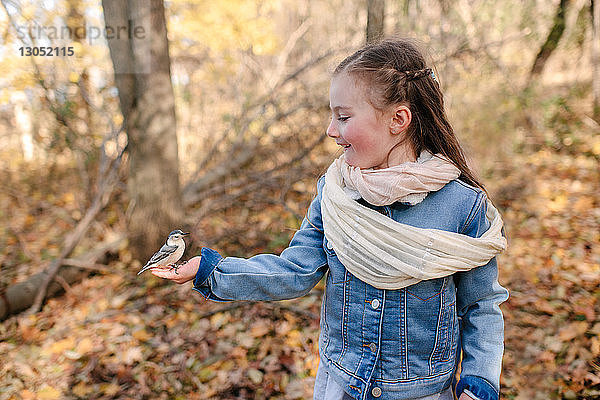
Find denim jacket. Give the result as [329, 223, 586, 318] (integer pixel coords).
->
[193, 176, 508, 400]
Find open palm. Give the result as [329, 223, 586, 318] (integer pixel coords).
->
[150, 256, 201, 284]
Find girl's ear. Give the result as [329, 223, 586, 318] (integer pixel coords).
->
[389, 105, 412, 135]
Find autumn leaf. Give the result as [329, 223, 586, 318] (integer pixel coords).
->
[71, 382, 94, 398]
[44, 337, 76, 356]
[37, 385, 61, 400]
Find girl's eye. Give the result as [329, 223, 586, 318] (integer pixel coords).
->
[337, 116, 350, 122]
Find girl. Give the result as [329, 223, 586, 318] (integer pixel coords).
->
[152, 38, 508, 400]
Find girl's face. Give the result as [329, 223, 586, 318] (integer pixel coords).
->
[327, 73, 414, 169]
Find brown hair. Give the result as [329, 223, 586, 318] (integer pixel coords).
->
[334, 37, 485, 192]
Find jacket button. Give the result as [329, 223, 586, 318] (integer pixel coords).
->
[371, 387, 382, 397]
[369, 343, 377, 353]
[371, 299, 380, 309]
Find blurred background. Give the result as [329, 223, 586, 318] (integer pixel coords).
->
[0, 0, 599, 399]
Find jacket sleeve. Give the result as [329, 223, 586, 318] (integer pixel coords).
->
[453, 192, 509, 400]
[192, 176, 328, 302]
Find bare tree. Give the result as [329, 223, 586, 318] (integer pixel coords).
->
[367, 0, 385, 43]
[102, 0, 183, 260]
[529, 0, 570, 79]
[438, 0, 452, 49]
[593, 0, 600, 120]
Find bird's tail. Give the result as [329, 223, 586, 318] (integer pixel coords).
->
[137, 264, 154, 275]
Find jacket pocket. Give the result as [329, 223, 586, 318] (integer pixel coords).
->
[429, 278, 458, 372]
[405, 277, 457, 377]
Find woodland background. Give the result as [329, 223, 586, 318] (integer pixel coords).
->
[0, 0, 599, 399]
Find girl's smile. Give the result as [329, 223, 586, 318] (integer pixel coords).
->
[327, 72, 415, 169]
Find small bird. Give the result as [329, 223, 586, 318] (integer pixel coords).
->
[137, 230, 189, 275]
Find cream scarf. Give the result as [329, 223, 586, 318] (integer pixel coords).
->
[321, 154, 507, 290]
[340, 150, 461, 205]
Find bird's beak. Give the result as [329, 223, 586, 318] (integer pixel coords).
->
[182, 232, 190, 236]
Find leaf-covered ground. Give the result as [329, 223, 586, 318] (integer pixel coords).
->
[1, 274, 322, 400]
[495, 139, 600, 399]
[1, 127, 599, 399]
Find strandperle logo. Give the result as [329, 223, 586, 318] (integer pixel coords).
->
[14, 20, 147, 45]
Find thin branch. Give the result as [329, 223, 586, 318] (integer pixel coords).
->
[183, 98, 322, 203]
[61, 258, 117, 274]
[53, 275, 73, 296]
[27, 138, 125, 314]
[0, 235, 125, 321]
[185, 131, 325, 207]
[268, 18, 312, 89]
[189, 49, 335, 179]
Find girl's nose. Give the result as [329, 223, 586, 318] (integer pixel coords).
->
[326, 119, 338, 138]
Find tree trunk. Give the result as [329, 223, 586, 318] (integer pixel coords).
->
[438, 0, 452, 51]
[0, 236, 124, 321]
[395, 0, 413, 33]
[529, 0, 569, 78]
[102, 0, 183, 260]
[592, 0, 600, 121]
[366, 0, 385, 43]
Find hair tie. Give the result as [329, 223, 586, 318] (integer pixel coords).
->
[403, 68, 434, 82]
[430, 70, 437, 83]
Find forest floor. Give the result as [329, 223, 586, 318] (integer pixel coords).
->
[1, 117, 599, 399]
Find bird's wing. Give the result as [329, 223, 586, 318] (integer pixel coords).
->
[145, 243, 178, 266]
[137, 243, 179, 275]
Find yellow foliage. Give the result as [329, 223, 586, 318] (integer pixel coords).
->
[19, 389, 36, 400]
[286, 329, 302, 348]
[168, 0, 281, 56]
[593, 138, 600, 156]
[5, 68, 36, 92]
[119, 346, 143, 365]
[20, 4, 37, 20]
[76, 337, 94, 354]
[592, 337, 600, 356]
[132, 328, 152, 341]
[96, 298, 109, 313]
[71, 41, 83, 54]
[68, 71, 80, 83]
[36, 385, 61, 400]
[44, 337, 76, 356]
[71, 382, 94, 398]
[100, 382, 120, 396]
[547, 193, 568, 213]
[573, 196, 594, 213]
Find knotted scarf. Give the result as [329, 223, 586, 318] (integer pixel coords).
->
[320, 153, 507, 290]
[340, 150, 461, 205]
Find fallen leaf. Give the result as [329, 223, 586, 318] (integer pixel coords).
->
[133, 329, 151, 342]
[45, 337, 76, 356]
[250, 321, 270, 337]
[71, 382, 94, 397]
[76, 337, 94, 354]
[558, 321, 589, 342]
[100, 382, 120, 396]
[37, 385, 61, 400]
[19, 389, 35, 400]
[247, 368, 263, 384]
[120, 347, 143, 365]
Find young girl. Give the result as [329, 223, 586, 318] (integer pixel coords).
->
[152, 38, 508, 400]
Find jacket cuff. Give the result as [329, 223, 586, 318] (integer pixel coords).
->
[455, 376, 498, 400]
[192, 247, 223, 295]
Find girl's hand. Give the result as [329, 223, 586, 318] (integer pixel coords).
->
[150, 256, 201, 284]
